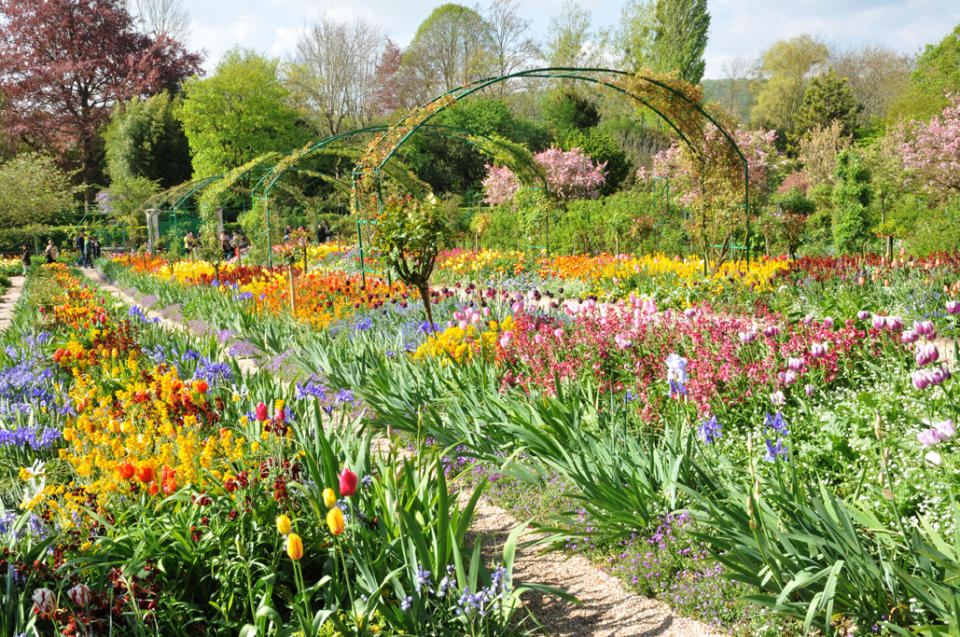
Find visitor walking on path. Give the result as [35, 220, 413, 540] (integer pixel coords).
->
[20, 244, 31, 275]
[74, 231, 85, 265]
[43, 239, 59, 264]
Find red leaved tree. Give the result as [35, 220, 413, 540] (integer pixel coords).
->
[0, 0, 202, 201]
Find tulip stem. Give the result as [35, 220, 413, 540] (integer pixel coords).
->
[336, 538, 356, 617]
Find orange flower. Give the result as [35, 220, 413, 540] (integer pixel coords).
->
[195, 380, 208, 394]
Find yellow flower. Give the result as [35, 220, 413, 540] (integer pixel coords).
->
[276, 514, 292, 536]
[286, 533, 304, 560]
[326, 507, 345, 535]
[322, 487, 337, 508]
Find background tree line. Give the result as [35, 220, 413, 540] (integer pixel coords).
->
[1, 0, 959, 259]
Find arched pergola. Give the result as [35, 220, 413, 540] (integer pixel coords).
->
[352, 67, 754, 264]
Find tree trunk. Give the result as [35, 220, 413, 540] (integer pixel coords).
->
[418, 283, 434, 330]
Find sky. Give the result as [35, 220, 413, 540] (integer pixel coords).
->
[185, 0, 960, 79]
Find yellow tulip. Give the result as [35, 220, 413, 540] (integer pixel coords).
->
[322, 487, 337, 508]
[286, 533, 303, 560]
[326, 507, 345, 535]
[276, 514, 292, 536]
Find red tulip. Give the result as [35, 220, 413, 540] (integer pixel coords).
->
[136, 465, 154, 484]
[195, 380, 208, 394]
[255, 401, 269, 421]
[118, 461, 135, 480]
[339, 469, 357, 496]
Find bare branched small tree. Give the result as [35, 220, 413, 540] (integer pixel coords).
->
[127, 0, 189, 41]
[286, 13, 385, 136]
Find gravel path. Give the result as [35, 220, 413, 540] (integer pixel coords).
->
[461, 493, 725, 637]
[81, 266, 727, 637]
[0, 275, 25, 333]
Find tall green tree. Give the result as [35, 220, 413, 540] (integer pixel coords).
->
[649, 0, 710, 84]
[751, 35, 829, 134]
[177, 48, 311, 178]
[832, 150, 873, 254]
[399, 4, 495, 106]
[104, 91, 191, 187]
[0, 153, 76, 228]
[544, 0, 600, 68]
[889, 24, 960, 122]
[793, 68, 861, 140]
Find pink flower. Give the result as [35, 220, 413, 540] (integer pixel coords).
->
[872, 316, 886, 330]
[857, 310, 871, 321]
[947, 300, 960, 315]
[918, 429, 939, 447]
[804, 383, 815, 397]
[554, 328, 565, 340]
[810, 342, 829, 358]
[738, 330, 757, 344]
[934, 419, 956, 441]
[787, 357, 804, 371]
[255, 401, 269, 422]
[901, 330, 919, 343]
[822, 316, 835, 329]
[915, 343, 939, 366]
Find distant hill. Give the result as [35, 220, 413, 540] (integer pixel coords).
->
[702, 79, 755, 124]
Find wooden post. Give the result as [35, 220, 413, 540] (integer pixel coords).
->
[287, 264, 296, 313]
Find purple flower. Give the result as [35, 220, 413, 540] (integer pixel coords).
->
[918, 429, 939, 447]
[934, 419, 956, 442]
[857, 310, 871, 321]
[765, 412, 788, 436]
[901, 330, 919, 344]
[699, 415, 721, 444]
[804, 383, 815, 397]
[947, 300, 960, 315]
[915, 343, 939, 367]
[764, 438, 787, 462]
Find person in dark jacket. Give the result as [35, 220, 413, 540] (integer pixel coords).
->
[21, 244, 31, 275]
[74, 232, 85, 265]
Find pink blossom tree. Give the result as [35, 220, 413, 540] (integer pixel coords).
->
[481, 147, 606, 205]
[898, 93, 960, 200]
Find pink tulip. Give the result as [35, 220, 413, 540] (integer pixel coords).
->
[256, 401, 269, 421]
[339, 469, 358, 496]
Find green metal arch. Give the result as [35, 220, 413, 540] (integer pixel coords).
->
[354, 66, 753, 262]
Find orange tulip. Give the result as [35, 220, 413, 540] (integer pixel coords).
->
[136, 465, 154, 483]
[118, 461, 135, 480]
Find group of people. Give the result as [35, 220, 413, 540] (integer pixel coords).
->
[17, 233, 98, 275]
[74, 232, 101, 267]
[181, 229, 250, 263]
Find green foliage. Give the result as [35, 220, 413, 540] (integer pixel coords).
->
[542, 92, 632, 192]
[541, 92, 600, 137]
[101, 175, 160, 248]
[750, 35, 830, 134]
[649, 0, 710, 85]
[0, 153, 76, 229]
[832, 150, 873, 254]
[401, 98, 548, 195]
[561, 128, 631, 193]
[400, 4, 495, 104]
[104, 90, 192, 188]
[374, 195, 450, 324]
[889, 23, 960, 122]
[794, 68, 861, 140]
[177, 48, 312, 178]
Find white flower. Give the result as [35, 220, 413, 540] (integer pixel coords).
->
[770, 390, 786, 406]
[925, 450, 943, 466]
[67, 584, 91, 607]
[32, 587, 55, 615]
[665, 353, 688, 385]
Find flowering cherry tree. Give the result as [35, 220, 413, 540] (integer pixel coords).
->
[481, 147, 606, 205]
[898, 93, 960, 200]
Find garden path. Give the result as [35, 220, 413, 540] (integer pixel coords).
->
[80, 265, 726, 637]
[0, 275, 25, 332]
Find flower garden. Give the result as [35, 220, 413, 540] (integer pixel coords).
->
[2, 241, 959, 636]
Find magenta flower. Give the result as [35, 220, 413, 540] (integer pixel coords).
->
[947, 300, 960, 315]
[915, 343, 939, 367]
[857, 310, 871, 321]
[901, 330, 919, 344]
[804, 383, 815, 397]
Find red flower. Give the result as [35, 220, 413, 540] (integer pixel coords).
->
[118, 461, 135, 480]
[195, 380, 208, 394]
[136, 465, 154, 484]
[255, 401, 269, 421]
[339, 469, 358, 496]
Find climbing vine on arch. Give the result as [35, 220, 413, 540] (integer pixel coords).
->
[351, 68, 753, 320]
